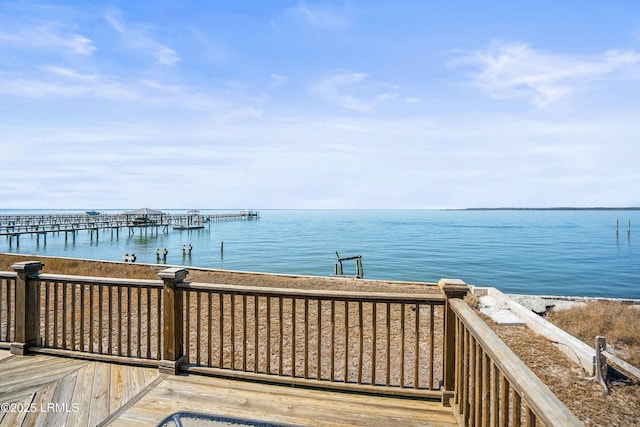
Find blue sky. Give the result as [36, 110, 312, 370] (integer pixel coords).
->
[1, 1, 639, 209]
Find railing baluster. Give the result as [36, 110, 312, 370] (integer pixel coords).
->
[483, 351, 490, 426]
[357, 301, 363, 385]
[266, 296, 271, 374]
[146, 287, 151, 359]
[414, 302, 420, 389]
[278, 296, 283, 376]
[127, 286, 131, 356]
[137, 286, 142, 358]
[330, 299, 335, 382]
[386, 302, 391, 387]
[291, 298, 296, 378]
[430, 304, 435, 389]
[242, 294, 247, 372]
[98, 285, 103, 354]
[197, 291, 202, 366]
[372, 301, 377, 386]
[185, 290, 191, 364]
[117, 286, 122, 356]
[526, 406, 536, 427]
[44, 282, 50, 347]
[71, 283, 76, 351]
[512, 389, 522, 427]
[230, 294, 235, 370]
[400, 303, 405, 388]
[462, 324, 470, 423]
[55, 282, 60, 347]
[469, 336, 476, 424]
[254, 295, 259, 373]
[304, 298, 309, 379]
[156, 287, 162, 360]
[219, 293, 224, 368]
[80, 283, 85, 351]
[89, 284, 94, 353]
[492, 362, 499, 427]
[62, 282, 67, 349]
[476, 341, 483, 427]
[500, 374, 509, 427]
[208, 292, 212, 367]
[344, 300, 349, 383]
[316, 299, 321, 380]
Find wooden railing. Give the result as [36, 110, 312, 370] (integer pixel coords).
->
[37, 274, 164, 363]
[448, 299, 582, 426]
[1, 261, 584, 424]
[0, 262, 445, 398]
[180, 282, 445, 397]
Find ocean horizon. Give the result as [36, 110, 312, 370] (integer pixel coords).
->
[1, 209, 638, 300]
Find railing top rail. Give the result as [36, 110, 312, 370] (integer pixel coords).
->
[449, 298, 583, 426]
[179, 281, 447, 303]
[0, 271, 17, 279]
[1, 269, 445, 301]
[36, 273, 163, 288]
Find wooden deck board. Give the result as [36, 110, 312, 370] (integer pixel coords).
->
[0, 352, 456, 426]
[0, 350, 13, 362]
[110, 374, 458, 427]
[0, 353, 161, 427]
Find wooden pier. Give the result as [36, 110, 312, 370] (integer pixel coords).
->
[0, 211, 259, 245]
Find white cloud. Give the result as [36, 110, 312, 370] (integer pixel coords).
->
[312, 70, 400, 112]
[0, 23, 95, 55]
[287, 2, 351, 29]
[454, 41, 640, 107]
[270, 74, 288, 88]
[104, 11, 180, 66]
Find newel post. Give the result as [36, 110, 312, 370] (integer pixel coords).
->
[11, 261, 44, 355]
[158, 267, 188, 374]
[439, 278, 468, 405]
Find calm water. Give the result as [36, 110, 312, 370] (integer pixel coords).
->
[1, 209, 638, 299]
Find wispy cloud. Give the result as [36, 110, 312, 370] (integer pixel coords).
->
[104, 11, 180, 66]
[270, 73, 288, 88]
[453, 41, 640, 107]
[287, 1, 351, 29]
[312, 70, 399, 112]
[0, 23, 95, 55]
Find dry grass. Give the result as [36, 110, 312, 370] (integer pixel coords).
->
[469, 298, 640, 427]
[488, 322, 640, 427]
[545, 301, 640, 368]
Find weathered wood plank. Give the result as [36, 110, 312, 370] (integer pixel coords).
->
[66, 362, 97, 427]
[87, 361, 111, 426]
[40, 370, 78, 427]
[112, 374, 456, 427]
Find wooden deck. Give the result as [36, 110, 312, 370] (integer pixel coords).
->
[0, 350, 458, 427]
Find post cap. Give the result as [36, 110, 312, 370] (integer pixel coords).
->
[438, 278, 468, 297]
[11, 261, 45, 274]
[158, 268, 188, 282]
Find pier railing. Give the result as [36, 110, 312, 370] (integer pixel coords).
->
[0, 261, 583, 424]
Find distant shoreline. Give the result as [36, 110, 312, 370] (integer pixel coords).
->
[449, 207, 640, 211]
